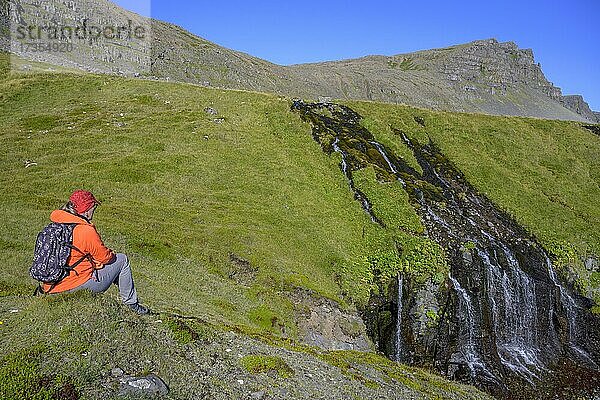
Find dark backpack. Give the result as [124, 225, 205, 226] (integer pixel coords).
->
[30, 223, 90, 289]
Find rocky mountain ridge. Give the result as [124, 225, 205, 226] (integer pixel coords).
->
[285, 38, 598, 122]
[2, 0, 597, 122]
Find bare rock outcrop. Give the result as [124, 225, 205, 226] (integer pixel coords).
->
[292, 289, 373, 352]
[562, 95, 599, 123]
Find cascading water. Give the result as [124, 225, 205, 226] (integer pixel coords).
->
[395, 273, 404, 362]
[448, 274, 490, 378]
[370, 141, 407, 189]
[292, 100, 600, 398]
[545, 253, 599, 370]
[370, 141, 397, 174]
[480, 247, 544, 383]
[392, 128, 600, 394]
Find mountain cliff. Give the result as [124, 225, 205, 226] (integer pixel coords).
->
[2, 0, 597, 122]
[562, 95, 600, 123]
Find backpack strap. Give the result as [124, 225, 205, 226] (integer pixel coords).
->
[63, 242, 94, 274]
[33, 252, 91, 296]
[66, 252, 91, 274]
[34, 281, 59, 296]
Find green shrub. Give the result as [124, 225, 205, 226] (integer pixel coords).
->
[0, 346, 78, 400]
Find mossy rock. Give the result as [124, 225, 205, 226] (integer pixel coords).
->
[163, 316, 200, 344]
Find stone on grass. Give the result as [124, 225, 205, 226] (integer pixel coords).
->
[118, 374, 169, 397]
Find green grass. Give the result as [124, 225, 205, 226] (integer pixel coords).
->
[0, 345, 78, 400]
[0, 67, 405, 333]
[387, 57, 427, 71]
[339, 166, 447, 298]
[352, 167, 448, 288]
[163, 316, 200, 344]
[352, 166, 423, 235]
[0, 292, 222, 399]
[1, 64, 597, 319]
[319, 350, 483, 398]
[0, 290, 491, 399]
[348, 100, 600, 254]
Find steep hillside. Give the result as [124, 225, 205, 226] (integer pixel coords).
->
[2, 0, 596, 122]
[2, 0, 293, 89]
[292, 99, 600, 398]
[0, 57, 496, 400]
[1, 56, 599, 398]
[562, 95, 600, 123]
[346, 100, 600, 279]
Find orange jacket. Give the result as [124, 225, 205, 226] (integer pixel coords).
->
[42, 210, 115, 293]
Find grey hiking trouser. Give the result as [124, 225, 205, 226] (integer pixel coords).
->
[77, 253, 139, 305]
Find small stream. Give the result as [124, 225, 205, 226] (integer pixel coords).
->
[292, 100, 600, 398]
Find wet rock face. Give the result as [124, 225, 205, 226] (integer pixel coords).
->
[292, 99, 393, 226]
[292, 100, 600, 399]
[583, 124, 600, 137]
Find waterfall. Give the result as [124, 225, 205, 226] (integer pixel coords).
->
[395, 273, 404, 362]
[480, 247, 544, 382]
[332, 138, 349, 177]
[545, 253, 580, 343]
[544, 253, 598, 369]
[425, 207, 454, 234]
[370, 141, 397, 174]
[370, 141, 407, 188]
[448, 274, 489, 377]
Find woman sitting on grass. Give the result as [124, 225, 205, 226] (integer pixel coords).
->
[39, 190, 150, 315]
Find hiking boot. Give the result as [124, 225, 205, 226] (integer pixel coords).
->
[128, 302, 150, 315]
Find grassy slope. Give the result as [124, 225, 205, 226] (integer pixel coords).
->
[0, 55, 596, 397]
[0, 292, 491, 400]
[0, 65, 492, 399]
[0, 71, 384, 330]
[347, 100, 600, 300]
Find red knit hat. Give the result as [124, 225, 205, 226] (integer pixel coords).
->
[69, 190, 100, 214]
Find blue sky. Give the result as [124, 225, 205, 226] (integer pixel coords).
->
[115, 0, 599, 111]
